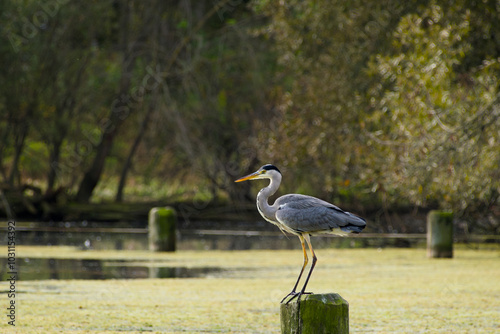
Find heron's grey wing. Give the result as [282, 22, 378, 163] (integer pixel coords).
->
[275, 194, 366, 234]
[275, 194, 344, 211]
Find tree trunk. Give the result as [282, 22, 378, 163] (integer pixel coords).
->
[46, 52, 89, 194]
[75, 0, 133, 203]
[46, 138, 62, 193]
[8, 120, 29, 186]
[0, 125, 12, 180]
[115, 105, 153, 202]
[75, 128, 117, 202]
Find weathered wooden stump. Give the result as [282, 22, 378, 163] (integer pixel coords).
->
[427, 210, 453, 258]
[148, 207, 177, 252]
[280, 293, 349, 334]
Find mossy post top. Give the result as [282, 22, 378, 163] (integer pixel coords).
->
[303, 293, 348, 305]
[280, 293, 349, 334]
[149, 206, 177, 219]
[428, 210, 453, 220]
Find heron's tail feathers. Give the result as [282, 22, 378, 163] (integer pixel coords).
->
[340, 214, 366, 234]
[340, 224, 365, 234]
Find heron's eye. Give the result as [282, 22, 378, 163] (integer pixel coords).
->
[260, 170, 266, 174]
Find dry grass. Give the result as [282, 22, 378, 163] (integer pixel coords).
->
[0, 246, 499, 333]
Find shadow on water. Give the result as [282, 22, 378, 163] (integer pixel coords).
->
[0, 257, 223, 281]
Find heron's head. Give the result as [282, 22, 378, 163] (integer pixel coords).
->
[235, 164, 281, 182]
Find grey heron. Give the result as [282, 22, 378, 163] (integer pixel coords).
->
[235, 164, 366, 303]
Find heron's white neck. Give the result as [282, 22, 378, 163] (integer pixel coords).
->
[256, 174, 281, 222]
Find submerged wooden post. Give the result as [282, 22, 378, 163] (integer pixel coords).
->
[427, 210, 453, 258]
[280, 293, 349, 334]
[149, 207, 177, 252]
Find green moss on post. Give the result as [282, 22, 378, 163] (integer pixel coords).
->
[149, 207, 177, 252]
[427, 210, 453, 258]
[280, 293, 349, 334]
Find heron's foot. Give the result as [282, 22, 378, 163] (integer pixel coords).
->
[280, 291, 296, 304]
[281, 290, 312, 304]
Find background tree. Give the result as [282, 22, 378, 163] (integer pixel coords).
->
[366, 2, 500, 232]
[251, 0, 498, 232]
[251, 0, 422, 200]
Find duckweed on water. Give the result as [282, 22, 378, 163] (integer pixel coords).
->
[0, 246, 498, 333]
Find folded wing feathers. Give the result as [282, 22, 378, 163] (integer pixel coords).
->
[275, 194, 366, 234]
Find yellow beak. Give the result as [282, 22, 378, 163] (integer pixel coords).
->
[234, 171, 260, 182]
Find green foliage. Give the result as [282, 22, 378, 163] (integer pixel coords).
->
[251, 0, 499, 232]
[251, 0, 421, 199]
[367, 2, 500, 225]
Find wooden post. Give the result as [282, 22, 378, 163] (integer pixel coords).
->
[148, 207, 177, 252]
[427, 210, 453, 258]
[280, 293, 349, 334]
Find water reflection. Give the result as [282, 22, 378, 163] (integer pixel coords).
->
[2, 221, 398, 251]
[1, 257, 222, 281]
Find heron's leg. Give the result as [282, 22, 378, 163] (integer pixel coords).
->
[280, 234, 308, 303]
[286, 234, 317, 304]
[298, 234, 317, 296]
